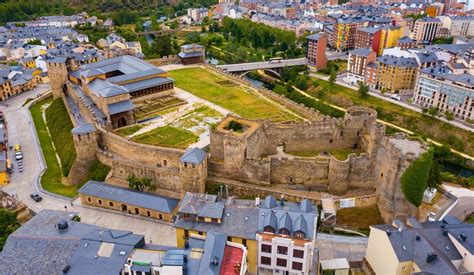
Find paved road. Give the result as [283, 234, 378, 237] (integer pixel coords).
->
[0, 86, 176, 246]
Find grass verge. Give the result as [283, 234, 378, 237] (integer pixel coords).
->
[85, 158, 111, 183]
[169, 67, 298, 122]
[336, 205, 384, 231]
[115, 124, 145, 137]
[30, 97, 79, 197]
[45, 98, 76, 176]
[309, 78, 474, 156]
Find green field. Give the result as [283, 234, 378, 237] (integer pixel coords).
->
[168, 67, 298, 122]
[309, 78, 474, 156]
[30, 97, 79, 197]
[132, 125, 198, 148]
[115, 124, 145, 137]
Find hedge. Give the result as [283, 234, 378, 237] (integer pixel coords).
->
[401, 148, 434, 207]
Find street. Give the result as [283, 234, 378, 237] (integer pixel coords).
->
[0, 85, 177, 246]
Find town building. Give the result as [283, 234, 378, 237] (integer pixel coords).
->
[178, 44, 205, 65]
[331, 17, 367, 51]
[413, 66, 474, 121]
[347, 47, 377, 85]
[123, 231, 248, 275]
[376, 55, 418, 93]
[365, 62, 378, 88]
[256, 196, 318, 274]
[447, 16, 474, 37]
[354, 27, 382, 54]
[78, 180, 180, 221]
[364, 217, 474, 274]
[411, 17, 442, 44]
[64, 55, 174, 128]
[397, 36, 416, 50]
[378, 26, 404, 56]
[306, 33, 328, 70]
[173, 192, 260, 273]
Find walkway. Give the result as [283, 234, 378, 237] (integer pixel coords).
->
[217, 58, 307, 73]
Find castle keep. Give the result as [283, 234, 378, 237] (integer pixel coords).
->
[47, 55, 425, 222]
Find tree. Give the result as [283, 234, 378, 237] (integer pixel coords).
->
[295, 75, 308, 90]
[329, 68, 336, 85]
[401, 148, 434, 207]
[357, 81, 369, 98]
[27, 39, 42, 46]
[154, 34, 173, 57]
[127, 174, 156, 192]
[0, 209, 19, 250]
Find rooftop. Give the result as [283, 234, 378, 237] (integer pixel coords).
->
[78, 180, 179, 214]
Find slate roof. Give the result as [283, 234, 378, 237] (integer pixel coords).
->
[108, 100, 134, 115]
[78, 180, 179, 213]
[71, 123, 95, 135]
[350, 47, 373, 57]
[0, 210, 100, 275]
[197, 231, 227, 275]
[377, 55, 418, 68]
[121, 76, 173, 92]
[415, 52, 438, 64]
[180, 148, 207, 164]
[371, 216, 474, 275]
[420, 66, 474, 87]
[88, 79, 129, 98]
[306, 33, 322, 40]
[178, 51, 205, 58]
[257, 196, 318, 240]
[357, 27, 381, 34]
[398, 36, 415, 43]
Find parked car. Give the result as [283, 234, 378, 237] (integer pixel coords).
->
[18, 166, 23, 173]
[428, 212, 437, 222]
[389, 94, 401, 101]
[30, 193, 42, 202]
[15, 152, 23, 160]
[14, 144, 21, 152]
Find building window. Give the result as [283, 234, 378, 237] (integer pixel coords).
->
[292, 261, 303, 271]
[264, 226, 274, 233]
[147, 211, 151, 217]
[293, 249, 304, 258]
[242, 238, 247, 247]
[261, 244, 272, 253]
[109, 202, 114, 207]
[198, 231, 203, 236]
[228, 236, 232, 242]
[135, 208, 139, 214]
[98, 200, 102, 205]
[294, 231, 305, 239]
[261, 256, 271, 266]
[159, 214, 163, 220]
[163, 160, 167, 167]
[276, 258, 287, 267]
[87, 197, 91, 202]
[184, 230, 189, 239]
[211, 218, 218, 223]
[277, 246, 288, 255]
[279, 228, 290, 235]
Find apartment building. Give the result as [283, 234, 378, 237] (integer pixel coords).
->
[364, 217, 474, 274]
[306, 33, 328, 70]
[413, 66, 474, 121]
[332, 17, 367, 51]
[354, 27, 382, 54]
[411, 17, 442, 44]
[378, 26, 404, 56]
[447, 16, 474, 37]
[256, 196, 318, 275]
[397, 36, 416, 50]
[376, 55, 418, 93]
[347, 48, 377, 85]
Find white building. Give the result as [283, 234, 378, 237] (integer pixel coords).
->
[256, 196, 318, 275]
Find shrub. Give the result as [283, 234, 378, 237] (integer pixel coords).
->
[401, 148, 434, 207]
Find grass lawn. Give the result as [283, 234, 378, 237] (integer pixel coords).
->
[168, 67, 298, 122]
[84, 158, 111, 183]
[336, 206, 384, 231]
[134, 96, 186, 121]
[174, 105, 222, 130]
[30, 97, 79, 198]
[45, 98, 76, 177]
[465, 213, 474, 224]
[115, 124, 145, 137]
[309, 78, 474, 156]
[132, 125, 198, 148]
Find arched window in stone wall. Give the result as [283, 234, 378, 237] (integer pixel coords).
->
[163, 160, 167, 167]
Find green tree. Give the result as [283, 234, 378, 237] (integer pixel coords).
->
[127, 174, 156, 192]
[0, 209, 19, 250]
[401, 148, 434, 207]
[27, 39, 42, 46]
[154, 34, 173, 57]
[295, 75, 308, 90]
[357, 81, 369, 98]
[329, 68, 336, 85]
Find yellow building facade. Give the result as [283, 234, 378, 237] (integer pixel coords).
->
[378, 26, 405, 56]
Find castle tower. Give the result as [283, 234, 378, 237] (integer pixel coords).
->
[46, 57, 70, 98]
[328, 158, 350, 195]
[179, 148, 207, 194]
[67, 123, 98, 185]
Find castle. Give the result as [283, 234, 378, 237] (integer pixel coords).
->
[46, 55, 425, 223]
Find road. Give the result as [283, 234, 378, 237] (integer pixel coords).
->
[217, 58, 307, 72]
[0, 86, 177, 246]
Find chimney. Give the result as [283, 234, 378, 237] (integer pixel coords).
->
[426, 253, 438, 263]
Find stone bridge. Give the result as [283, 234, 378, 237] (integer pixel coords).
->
[216, 58, 307, 77]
